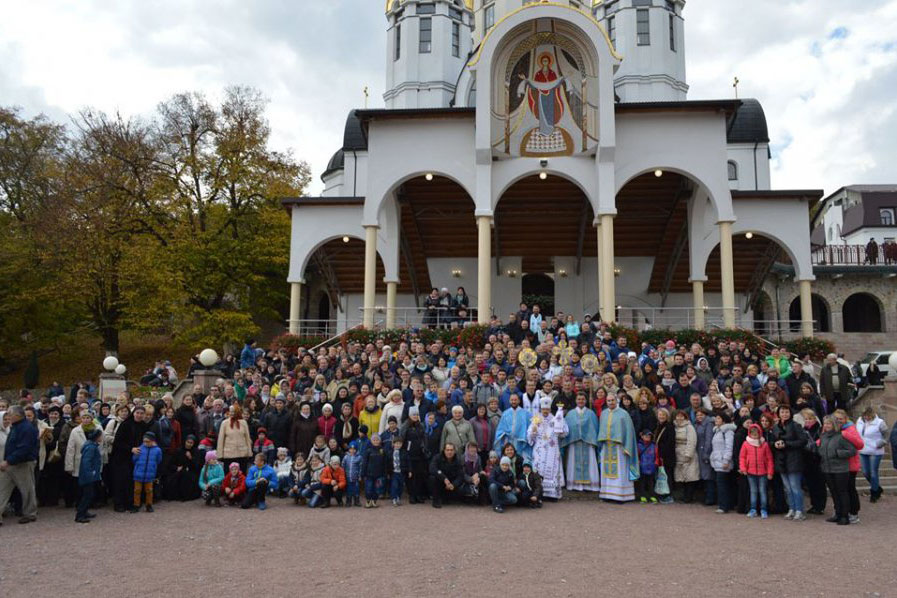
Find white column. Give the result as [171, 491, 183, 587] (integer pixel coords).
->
[596, 221, 604, 319]
[288, 281, 302, 335]
[477, 215, 492, 324]
[718, 221, 736, 328]
[362, 225, 378, 329]
[385, 281, 398, 329]
[599, 214, 616, 324]
[799, 279, 814, 338]
[692, 280, 705, 330]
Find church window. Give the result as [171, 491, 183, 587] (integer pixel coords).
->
[607, 16, 616, 48]
[669, 13, 676, 51]
[881, 208, 895, 226]
[485, 4, 495, 31]
[636, 9, 650, 46]
[452, 22, 461, 56]
[420, 17, 432, 53]
[665, 0, 676, 12]
[449, 6, 462, 20]
[417, 3, 436, 14]
[395, 25, 401, 60]
[727, 161, 738, 181]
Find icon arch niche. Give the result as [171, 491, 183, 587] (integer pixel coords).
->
[491, 21, 601, 158]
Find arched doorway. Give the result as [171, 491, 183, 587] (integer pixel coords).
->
[522, 273, 555, 316]
[788, 294, 831, 333]
[495, 174, 593, 320]
[843, 293, 883, 332]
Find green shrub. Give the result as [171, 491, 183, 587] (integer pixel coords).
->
[783, 337, 836, 361]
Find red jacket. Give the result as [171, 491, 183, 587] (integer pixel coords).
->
[321, 465, 347, 490]
[739, 425, 774, 476]
[841, 423, 864, 473]
[317, 415, 338, 440]
[222, 471, 246, 497]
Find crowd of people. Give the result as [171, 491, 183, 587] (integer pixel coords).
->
[1, 304, 895, 526]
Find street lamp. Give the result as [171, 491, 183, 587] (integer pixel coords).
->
[102, 356, 119, 371]
[199, 348, 219, 368]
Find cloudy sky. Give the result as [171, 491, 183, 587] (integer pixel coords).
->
[2, 0, 895, 196]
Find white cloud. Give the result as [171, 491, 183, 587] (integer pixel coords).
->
[1, 0, 895, 196]
[685, 0, 897, 193]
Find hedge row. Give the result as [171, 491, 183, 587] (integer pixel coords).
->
[270, 327, 836, 361]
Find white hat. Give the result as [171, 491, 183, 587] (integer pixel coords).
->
[540, 397, 552, 409]
[330, 455, 341, 466]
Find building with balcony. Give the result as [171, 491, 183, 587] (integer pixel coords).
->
[753, 185, 897, 357]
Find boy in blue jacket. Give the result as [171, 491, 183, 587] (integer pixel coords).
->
[76, 428, 103, 523]
[637, 430, 658, 504]
[131, 431, 163, 513]
[343, 441, 363, 507]
[242, 452, 279, 510]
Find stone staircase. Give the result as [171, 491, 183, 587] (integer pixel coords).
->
[849, 380, 897, 494]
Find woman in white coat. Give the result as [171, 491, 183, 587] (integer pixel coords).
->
[673, 409, 700, 503]
[857, 406, 888, 502]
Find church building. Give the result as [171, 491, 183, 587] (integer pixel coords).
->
[284, 0, 823, 337]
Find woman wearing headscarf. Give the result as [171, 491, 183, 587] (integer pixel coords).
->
[163, 435, 202, 501]
[175, 395, 200, 441]
[289, 402, 319, 457]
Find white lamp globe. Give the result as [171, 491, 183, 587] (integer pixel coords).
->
[199, 348, 219, 368]
[115, 364, 127, 375]
[103, 356, 119, 371]
[888, 352, 897, 373]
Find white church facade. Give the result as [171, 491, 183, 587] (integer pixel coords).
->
[284, 0, 822, 336]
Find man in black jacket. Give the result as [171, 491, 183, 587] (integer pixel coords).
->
[263, 397, 293, 449]
[428, 443, 466, 508]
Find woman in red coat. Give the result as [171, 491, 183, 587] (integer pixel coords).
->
[317, 403, 338, 441]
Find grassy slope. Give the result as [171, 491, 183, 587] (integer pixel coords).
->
[0, 333, 197, 391]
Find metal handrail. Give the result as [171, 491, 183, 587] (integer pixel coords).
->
[359, 305, 484, 328]
[309, 319, 383, 352]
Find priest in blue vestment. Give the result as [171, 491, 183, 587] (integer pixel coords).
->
[597, 394, 640, 502]
[562, 392, 601, 492]
[494, 393, 532, 460]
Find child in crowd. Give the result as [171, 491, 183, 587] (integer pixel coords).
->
[243, 452, 278, 510]
[198, 432, 216, 459]
[272, 447, 293, 497]
[301, 454, 326, 507]
[380, 416, 400, 449]
[309, 434, 330, 465]
[252, 427, 276, 465]
[362, 434, 387, 508]
[517, 461, 543, 508]
[289, 452, 309, 504]
[222, 462, 247, 506]
[739, 423, 774, 519]
[343, 441, 363, 507]
[488, 456, 519, 513]
[131, 431, 163, 513]
[321, 455, 347, 507]
[356, 425, 372, 460]
[385, 435, 410, 506]
[327, 437, 342, 462]
[637, 430, 658, 503]
[76, 428, 103, 523]
[199, 450, 225, 507]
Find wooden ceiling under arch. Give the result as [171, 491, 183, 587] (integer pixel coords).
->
[303, 172, 788, 297]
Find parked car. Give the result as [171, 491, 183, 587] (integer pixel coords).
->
[857, 351, 895, 386]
